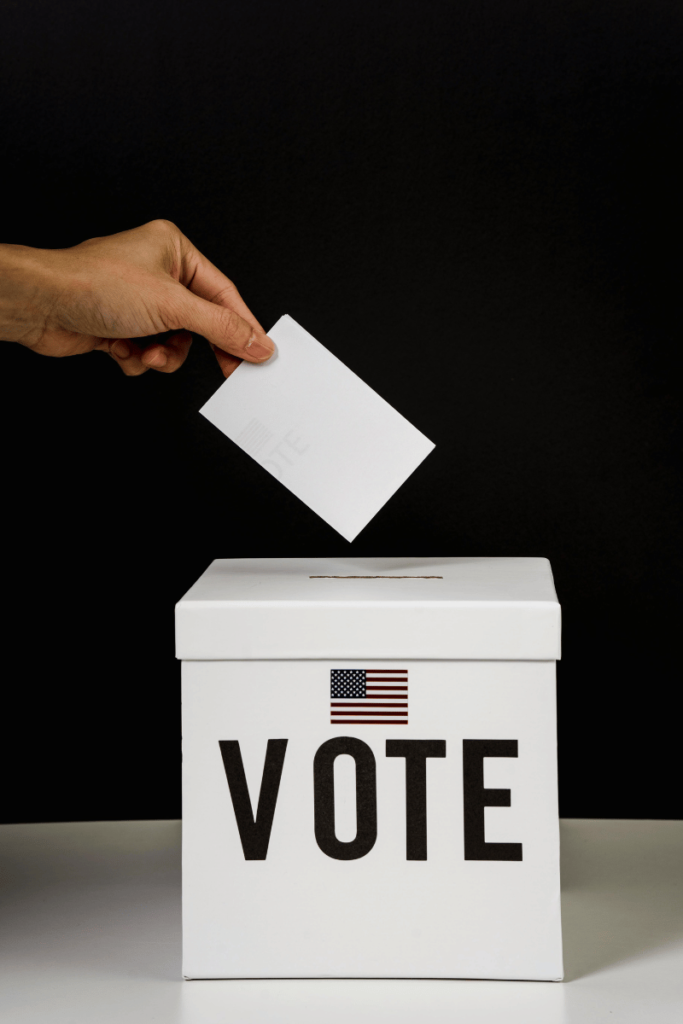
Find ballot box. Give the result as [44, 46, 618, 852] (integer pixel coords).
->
[176, 557, 563, 981]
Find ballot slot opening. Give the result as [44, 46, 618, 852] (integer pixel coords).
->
[309, 575, 443, 579]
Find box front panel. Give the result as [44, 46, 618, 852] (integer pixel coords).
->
[182, 660, 562, 980]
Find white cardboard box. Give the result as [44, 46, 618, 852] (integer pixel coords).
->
[177, 557, 563, 981]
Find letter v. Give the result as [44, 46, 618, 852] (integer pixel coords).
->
[218, 740, 288, 860]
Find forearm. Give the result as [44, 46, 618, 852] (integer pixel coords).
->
[0, 244, 57, 344]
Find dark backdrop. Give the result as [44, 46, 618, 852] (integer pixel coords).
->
[1, 0, 680, 823]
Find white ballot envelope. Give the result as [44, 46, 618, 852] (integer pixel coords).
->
[199, 315, 435, 541]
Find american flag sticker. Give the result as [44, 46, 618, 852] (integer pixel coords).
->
[330, 669, 409, 725]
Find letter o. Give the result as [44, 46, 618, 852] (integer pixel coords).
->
[313, 736, 377, 860]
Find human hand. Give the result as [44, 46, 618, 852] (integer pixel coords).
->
[0, 220, 275, 377]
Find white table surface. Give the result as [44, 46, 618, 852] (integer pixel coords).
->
[1, 818, 681, 1023]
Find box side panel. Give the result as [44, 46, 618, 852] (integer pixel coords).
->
[176, 602, 561, 661]
[182, 660, 562, 980]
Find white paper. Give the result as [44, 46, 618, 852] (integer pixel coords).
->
[199, 315, 435, 541]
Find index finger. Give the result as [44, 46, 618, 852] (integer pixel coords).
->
[178, 235, 265, 333]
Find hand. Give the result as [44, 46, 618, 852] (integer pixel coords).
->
[0, 220, 275, 377]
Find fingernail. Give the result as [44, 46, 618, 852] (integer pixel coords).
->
[111, 340, 130, 359]
[245, 331, 275, 361]
[144, 348, 167, 368]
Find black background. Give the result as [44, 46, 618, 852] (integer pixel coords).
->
[0, 0, 680, 823]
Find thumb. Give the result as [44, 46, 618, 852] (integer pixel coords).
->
[179, 291, 275, 363]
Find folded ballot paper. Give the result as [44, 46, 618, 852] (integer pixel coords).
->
[200, 315, 435, 541]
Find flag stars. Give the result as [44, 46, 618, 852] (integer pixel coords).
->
[331, 669, 366, 699]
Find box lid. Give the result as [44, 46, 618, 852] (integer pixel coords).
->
[175, 557, 561, 661]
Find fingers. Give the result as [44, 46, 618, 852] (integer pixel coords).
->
[179, 291, 276, 363]
[141, 331, 192, 373]
[178, 236, 265, 333]
[175, 234, 275, 373]
[108, 339, 149, 376]
[210, 344, 242, 379]
[104, 332, 192, 375]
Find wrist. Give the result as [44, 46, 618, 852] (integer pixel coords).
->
[0, 243, 61, 344]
